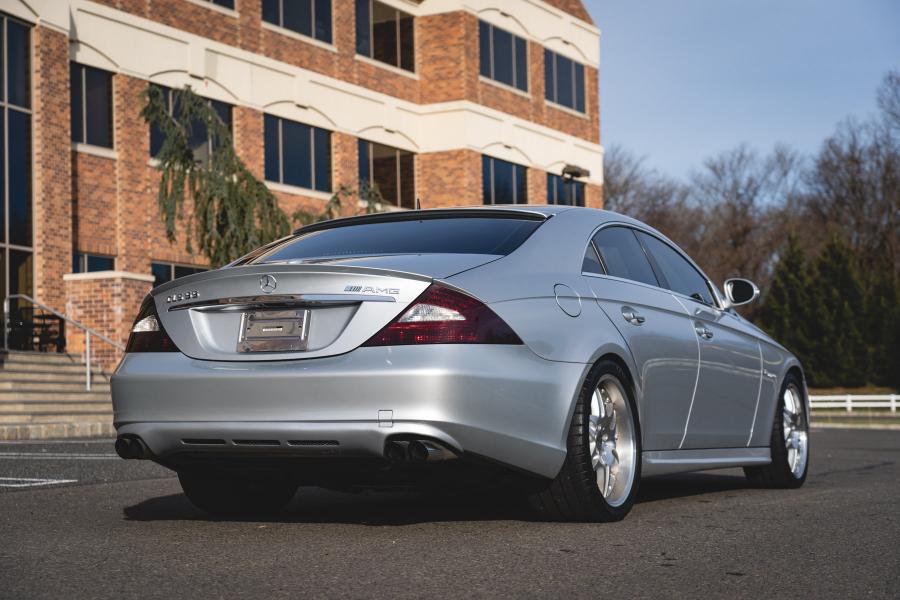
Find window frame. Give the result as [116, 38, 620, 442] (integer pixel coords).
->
[547, 173, 585, 206]
[150, 261, 207, 288]
[478, 20, 528, 93]
[356, 0, 415, 73]
[263, 114, 332, 193]
[262, 0, 332, 44]
[70, 62, 114, 149]
[1, 14, 34, 320]
[358, 138, 415, 209]
[580, 222, 722, 309]
[544, 48, 586, 114]
[72, 252, 115, 274]
[482, 155, 527, 205]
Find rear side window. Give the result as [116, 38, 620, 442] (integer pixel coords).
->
[582, 243, 604, 274]
[591, 227, 658, 287]
[245, 217, 542, 263]
[637, 232, 714, 305]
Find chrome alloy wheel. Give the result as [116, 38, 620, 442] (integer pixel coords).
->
[783, 384, 809, 478]
[588, 375, 636, 507]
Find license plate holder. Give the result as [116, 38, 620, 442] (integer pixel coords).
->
[237, 309, 310, 353]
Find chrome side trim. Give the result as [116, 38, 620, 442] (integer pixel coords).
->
[671, 294, 701, 450]
[168, 294, 396, 312]
[747, 340, 765, 447]
[642, 447, 771, 477]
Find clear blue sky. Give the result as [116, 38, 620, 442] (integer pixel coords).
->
[584, 0, 900, 179]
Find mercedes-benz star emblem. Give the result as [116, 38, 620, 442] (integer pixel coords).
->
[259, 274, 277, 294]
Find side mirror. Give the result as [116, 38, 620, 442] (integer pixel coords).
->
[724, 278, 759, 307]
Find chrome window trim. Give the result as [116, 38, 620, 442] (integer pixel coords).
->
[580, 221, 724, 311]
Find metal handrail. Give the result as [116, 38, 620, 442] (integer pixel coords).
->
[2, 294, 125, 391]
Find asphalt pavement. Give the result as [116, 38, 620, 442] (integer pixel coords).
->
[1, 428, 898, 599]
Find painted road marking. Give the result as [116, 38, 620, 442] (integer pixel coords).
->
[0, 477, 78, 488]
[0, 452, 119, 460]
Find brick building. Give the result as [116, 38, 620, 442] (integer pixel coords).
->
[1, 0, 602, 366]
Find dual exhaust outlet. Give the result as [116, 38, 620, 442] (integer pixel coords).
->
[114, 436, 150, 460]
[384, 439, 456, 463]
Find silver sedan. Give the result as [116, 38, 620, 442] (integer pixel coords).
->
[112, 206, 810, 520]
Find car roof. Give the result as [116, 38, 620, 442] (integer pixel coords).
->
[291, 205, 642, 235]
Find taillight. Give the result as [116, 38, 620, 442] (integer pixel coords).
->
[125, 295, 180, 352]
[362, 284, 522, 346]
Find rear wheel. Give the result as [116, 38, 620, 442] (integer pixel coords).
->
[744, 372, 809, 488]
[178, 471, 298, 516]
[528, 360, 641, 522]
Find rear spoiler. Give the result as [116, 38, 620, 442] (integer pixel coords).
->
[292, 208, 550, 236]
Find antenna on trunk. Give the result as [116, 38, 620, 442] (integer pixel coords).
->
[415, 197, 421, 210]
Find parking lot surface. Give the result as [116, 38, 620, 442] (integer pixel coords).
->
[1, 428, 898, 599]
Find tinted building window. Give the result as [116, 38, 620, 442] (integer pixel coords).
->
[479, 21, 528, 92]
[203, 0, 234, 8]
[356, 0, 414, 72]
[544, 49, 586, 113]
[70, 63, 114, 148]
[482, 156, 527, 205]
[1, 16, 32, 318]
[263, 114, 331, 193]
[245, 217, 543, 264]
[73, 252, 115, 273]
[592, 227, 659, 287]
[151, 262, 207, 288]
[637, 232, 715, 305]
[262, 0, 332, 43]
[547, 173, 585, 206]
[149, 86, 232, 163]
[358, 140, 415, 209]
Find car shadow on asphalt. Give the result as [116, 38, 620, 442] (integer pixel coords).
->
[123, 471, 752, 525]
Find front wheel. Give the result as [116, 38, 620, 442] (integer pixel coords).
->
[178, 471, 298, 516]
[744, 371, 810, 488]
[528, 360, 641, 522]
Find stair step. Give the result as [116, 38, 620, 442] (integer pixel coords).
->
[0, 401, 112, 412]
[0, 391, 111, 402]
[0, 380, 111, 392]
[0, 411, 113, 424]
[0, 351, 87, 365]
[0, 362, 107, 375]
[0, 370, 109, 383]
[0, 421, 116, 440]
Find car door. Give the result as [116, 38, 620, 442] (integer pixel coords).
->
[583, 226, 699, 451]
[636, 232, 762, 449]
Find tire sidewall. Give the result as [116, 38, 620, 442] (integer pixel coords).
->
[575, 360, 643, 518]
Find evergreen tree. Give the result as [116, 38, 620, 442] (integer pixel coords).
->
[809, 238, 867, 387]
[758, 235, 821, 383]
[142, 85, 291, 267]
[865, 266, 900, 388]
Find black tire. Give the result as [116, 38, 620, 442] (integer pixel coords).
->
[178, 471, 298, 516]
[528, 359, 642, 522]
[744, 371, 809, 489]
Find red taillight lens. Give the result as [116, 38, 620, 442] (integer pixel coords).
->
[125, 295, 180, 353]
[362, 284, 523, 346]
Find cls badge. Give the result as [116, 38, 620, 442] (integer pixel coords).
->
[166, 290, 199, 304]
[259, 274, 277, 294]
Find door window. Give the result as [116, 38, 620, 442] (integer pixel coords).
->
[591, 227, 658, 286]
[637, 232, 715, 305]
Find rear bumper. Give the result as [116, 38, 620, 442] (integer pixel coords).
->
[112, 346, 587, 478]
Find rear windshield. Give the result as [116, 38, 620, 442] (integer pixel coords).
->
[241, 217, 542, 264]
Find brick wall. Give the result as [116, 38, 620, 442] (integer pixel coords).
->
[32, 26, 72, 313]
[63, 272, 154, 370]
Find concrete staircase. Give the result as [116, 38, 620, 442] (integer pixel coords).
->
[0, 351, 115, 440]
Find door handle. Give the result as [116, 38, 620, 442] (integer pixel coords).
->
[695, 325, 713, 340]
[622, 307, 646, 325]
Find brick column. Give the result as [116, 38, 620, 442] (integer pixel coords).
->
[63, 272, 154, 371]
[113, 74, 153, 275]
[32, 25, 72, 312]
[527, 168, 547, 205]
[586, 183, 603, 209]
[233, 105, 264, 179]
[417, 150, 482, 208]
